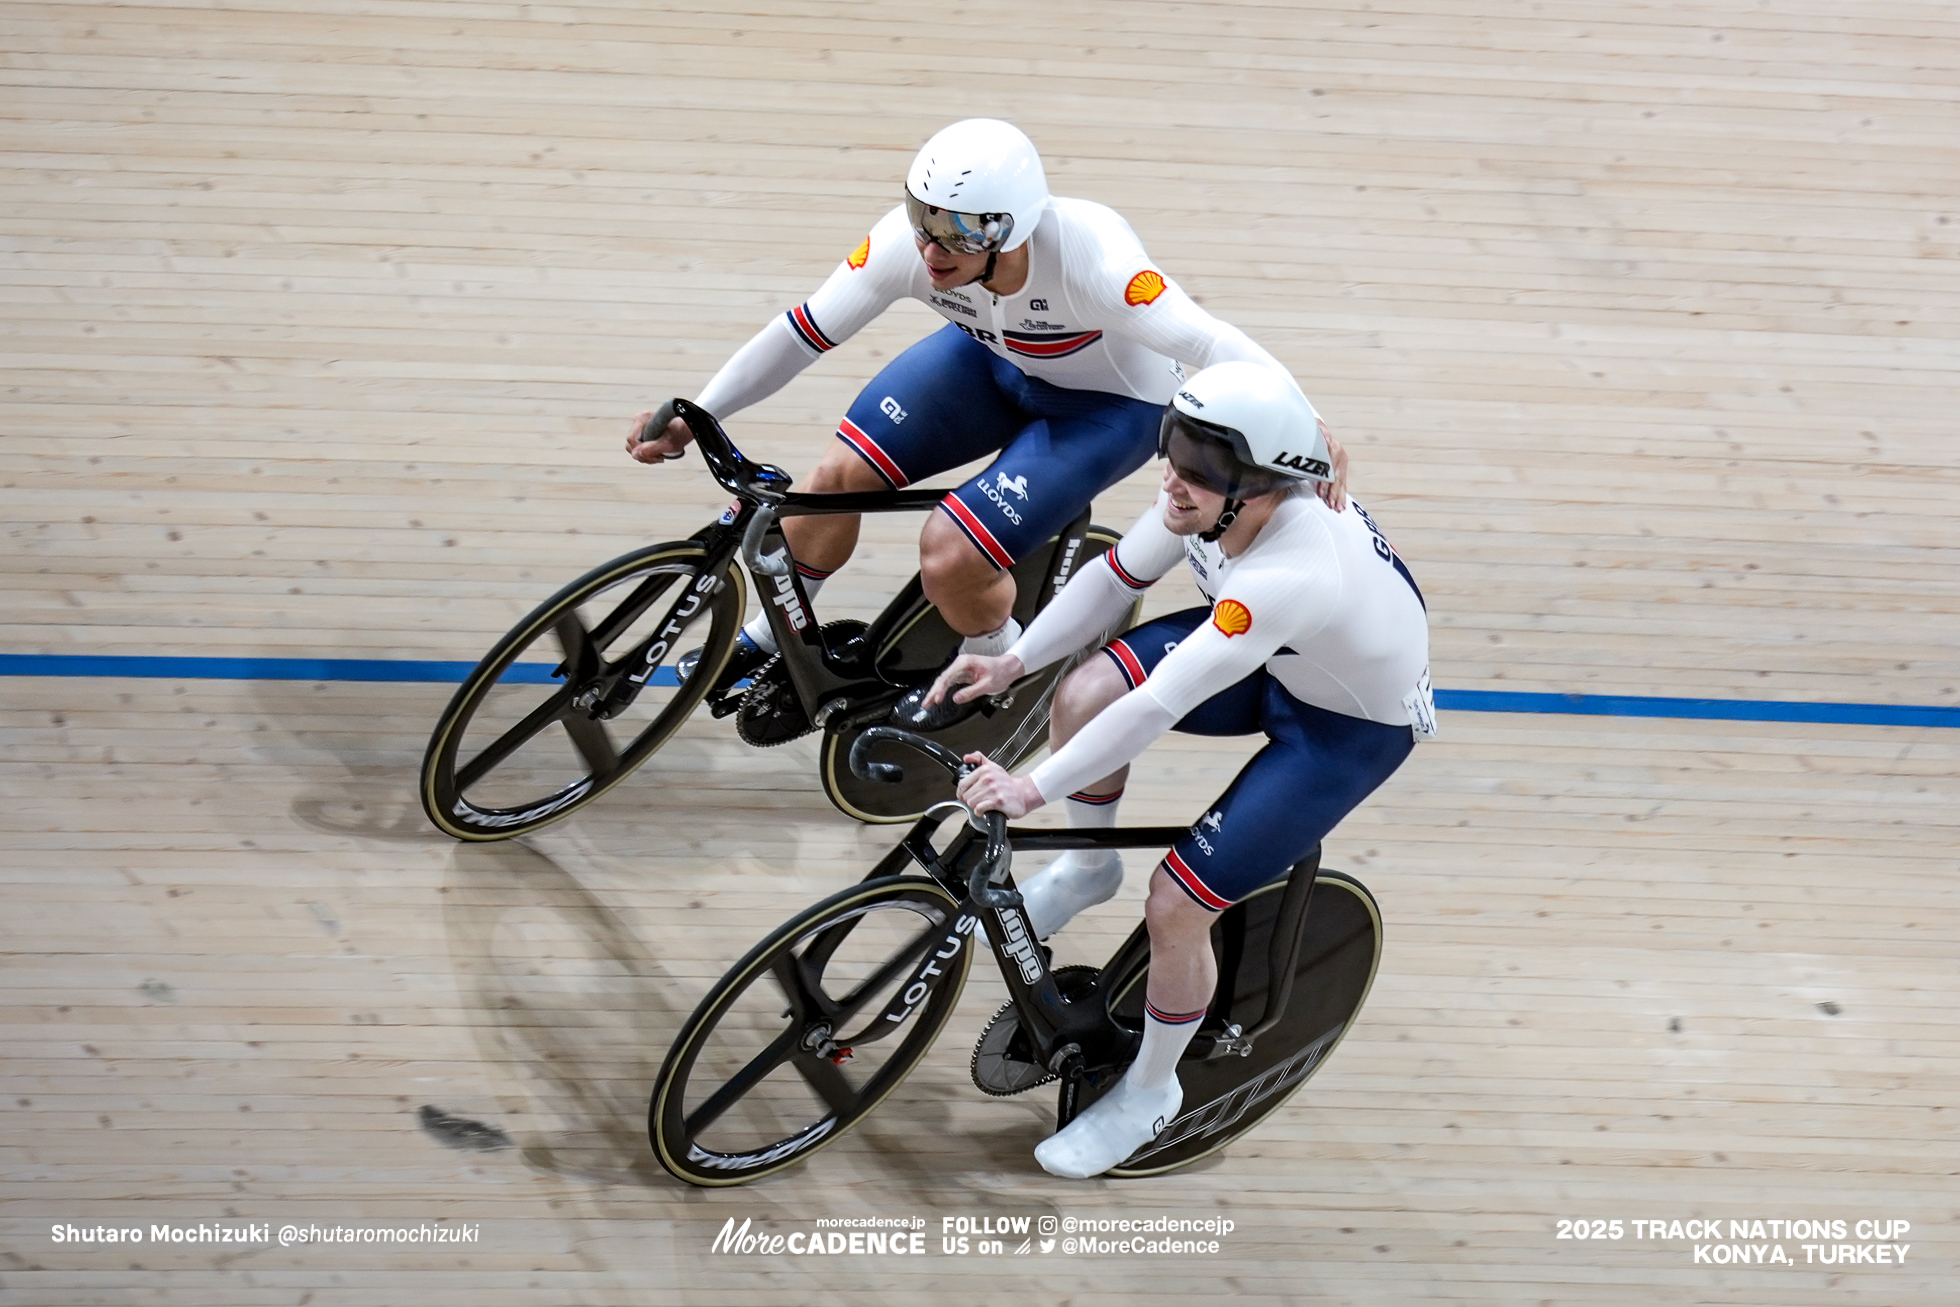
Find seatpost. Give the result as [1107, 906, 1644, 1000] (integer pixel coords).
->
[1243, 845, 1320, 1042]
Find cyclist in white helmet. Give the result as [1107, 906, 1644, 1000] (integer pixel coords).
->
[928, 360, 1433, 1177]
[627, 119, 1348, 717]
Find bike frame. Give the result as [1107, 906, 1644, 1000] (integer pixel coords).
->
[582, 400, 942, 720]
[601, 398, 1076, 730]
[844, 728, 1321, 1086]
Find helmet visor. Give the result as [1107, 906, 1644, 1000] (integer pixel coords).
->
[1157, 409, 1292, 499]
[905, 192, 1014, 255]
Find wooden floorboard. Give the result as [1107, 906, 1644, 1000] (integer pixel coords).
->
[4, 0, 1957, 1302]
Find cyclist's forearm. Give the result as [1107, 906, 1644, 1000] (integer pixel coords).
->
[1029, 688, 1176, 803]
[1006, 555, 1137, 676]
[693, 316, 816, 419]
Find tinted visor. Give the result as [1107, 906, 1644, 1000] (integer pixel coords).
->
[905, 192, 1014, 255]
[1157, 409, 1291, 499]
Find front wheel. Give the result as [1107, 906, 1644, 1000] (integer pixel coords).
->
[419, 540, 745, 840]
[649, 877, 972, 1186]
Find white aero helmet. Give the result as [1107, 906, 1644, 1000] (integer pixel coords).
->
[904, 118, 1049, 255]
[1159, 361, 1332, 501]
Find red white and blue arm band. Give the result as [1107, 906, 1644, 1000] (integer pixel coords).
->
[1004, 550, 1144, 679]
[783, 303, 838, 354]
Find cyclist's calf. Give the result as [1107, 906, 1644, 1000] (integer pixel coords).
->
[1051, 652, 1130, 756]
[920, 512, 1017, 637]
[1142, 865, 1220, 1017]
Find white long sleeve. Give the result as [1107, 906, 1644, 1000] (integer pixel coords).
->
[1005, 553, 1142, 677]
[1006, 496, 1188, 674]
[1029, 687, 1179, 802]
[693, 316, 820, 420]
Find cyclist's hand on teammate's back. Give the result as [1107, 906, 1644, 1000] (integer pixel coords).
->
[925, 653, 1025, 708]
[1317, 426, 1350, 513]
[625, 411, 693, 464]
[956, 754, 1043, 820]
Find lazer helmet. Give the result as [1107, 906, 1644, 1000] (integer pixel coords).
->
[904, 119, 1049, 256]
[1158, 362, 1330, 538]
[1158, 361, 1331, 499]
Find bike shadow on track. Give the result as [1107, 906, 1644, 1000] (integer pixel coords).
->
[441, 838, 682, 1190]
[245, 677, 465, 844]
[254, 677, 742, 844]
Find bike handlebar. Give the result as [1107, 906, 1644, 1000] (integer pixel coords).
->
[848, 727, 1019, 910]
[668, 397, 793, 503]
[849, 725, 967, 785]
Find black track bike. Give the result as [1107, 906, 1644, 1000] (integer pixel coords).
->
[648, 727, 1383, 1186]
[420, 400, 1135, 839]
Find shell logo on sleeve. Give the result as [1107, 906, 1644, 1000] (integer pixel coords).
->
[847, 236, 871, 270]
[1212, 599, 1253, 638]
[1124, 270, 1167, 306]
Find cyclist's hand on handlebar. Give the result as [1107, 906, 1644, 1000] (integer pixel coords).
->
[924, 653, 1025, 708]
[956, 754, 1043, 820]
[1316, 423, 1349, 513]
[626, 411, 693, 464]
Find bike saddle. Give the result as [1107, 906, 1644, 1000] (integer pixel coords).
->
[888, 681, 992, 732]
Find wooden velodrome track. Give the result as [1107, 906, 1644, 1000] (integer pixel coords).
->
[3, 0, 1956, 1302]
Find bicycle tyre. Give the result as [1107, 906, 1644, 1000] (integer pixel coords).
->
[650, 876, 972, 1186]
[818, 524, 1136, 823]
[420, 540, 745, 841]
[1091, 869, 1383, 1177]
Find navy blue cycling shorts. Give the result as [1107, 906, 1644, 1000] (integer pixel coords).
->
[1102, 608, 1415, 911]
[835, 323, 1163, 569]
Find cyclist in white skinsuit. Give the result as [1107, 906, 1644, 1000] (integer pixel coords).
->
[934, 361, 1433, 1178]
[699, 191, 1275, 413]
[626, 119, 1346, 707]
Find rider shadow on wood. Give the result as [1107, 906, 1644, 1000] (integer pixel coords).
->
[442, 839, 688, 1189]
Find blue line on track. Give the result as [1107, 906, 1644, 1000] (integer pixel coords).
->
[1432, 689, 1959, 730]
[1, 654, 1953, 728]
[0, 653, 683, 688]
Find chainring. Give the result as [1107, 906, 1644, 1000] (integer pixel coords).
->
[733, 620, 868, 747]
[970, 965, 1102, 1097]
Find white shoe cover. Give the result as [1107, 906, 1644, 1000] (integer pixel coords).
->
[1019, 851, 1124, 940]
[1034, 1075, 1182, 1179]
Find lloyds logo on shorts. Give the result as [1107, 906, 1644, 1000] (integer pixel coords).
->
[978, 471, 1028, 525]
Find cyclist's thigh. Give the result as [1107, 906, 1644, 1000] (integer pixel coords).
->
[1099, 608, 1265, 736]
[834, 324, 1022, 488]
[1161, 693, 1415, 912]
[937, 384, 1162, 568]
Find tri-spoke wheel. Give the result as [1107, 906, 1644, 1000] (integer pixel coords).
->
[420, 540, 745, 840]
[649, 878, 972, 1186]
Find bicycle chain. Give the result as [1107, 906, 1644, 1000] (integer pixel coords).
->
[970, 965, 1102, 1097]
[733, 657, 812, 747]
